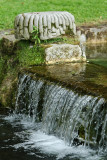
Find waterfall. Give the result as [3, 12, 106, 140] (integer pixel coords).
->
[16, 73, 107, 151]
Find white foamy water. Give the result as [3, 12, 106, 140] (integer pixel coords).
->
[4, 114, 101, 160]
[15, 130, 101, 160]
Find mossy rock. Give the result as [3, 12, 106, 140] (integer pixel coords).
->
[0, 75, 18, 108]
[1, 35, 19, 55]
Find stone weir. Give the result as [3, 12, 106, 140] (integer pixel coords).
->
[16, 62, 107, 149]
[22, 62, 107, 100]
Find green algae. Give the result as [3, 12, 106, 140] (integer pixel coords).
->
[89, 59, 107, 68]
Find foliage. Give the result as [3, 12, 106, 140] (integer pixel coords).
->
[32, 26, 41, 45]
[0, 0, 107, 30]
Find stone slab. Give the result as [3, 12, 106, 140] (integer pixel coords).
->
[45, 44, 86, 64]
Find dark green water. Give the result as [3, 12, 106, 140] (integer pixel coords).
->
[86, 43, 107, 68]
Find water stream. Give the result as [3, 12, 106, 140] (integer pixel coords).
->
[0, 73, 107, 160]
[0, 44, 107, 160]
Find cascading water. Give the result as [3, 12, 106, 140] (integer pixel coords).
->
[0, 43, 107, 160]
[12, 73, 107, 159]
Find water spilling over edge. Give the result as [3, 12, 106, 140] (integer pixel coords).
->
[12, 73, 107, 159]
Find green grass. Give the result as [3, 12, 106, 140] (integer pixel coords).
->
[0, 0, 107, 30]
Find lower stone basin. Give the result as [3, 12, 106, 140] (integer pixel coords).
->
[22, 62, 107, 100]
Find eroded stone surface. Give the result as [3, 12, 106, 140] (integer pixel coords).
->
[86, 43, 107, 59]
[14, 11, 76, 40]
[1, 35, 19, 54]
[0, 29, 14, 40]
[77, 24, 107, 43]
[45, 44, 86, 64]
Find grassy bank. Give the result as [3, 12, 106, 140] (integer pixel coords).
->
[0, 0, 107, 30]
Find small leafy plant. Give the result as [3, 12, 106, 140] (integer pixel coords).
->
[32, 26, 41, 45]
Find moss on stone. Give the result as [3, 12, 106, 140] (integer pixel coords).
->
[0, 40, 46, 107]
[0, 74, 17, 108]
[15, 40, 45, 66]
[0, 56, 5, 84]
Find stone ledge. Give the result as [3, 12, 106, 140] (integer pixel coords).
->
[22, 62, 107, 100]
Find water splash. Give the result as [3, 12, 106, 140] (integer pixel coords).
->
[13, 73, 107, 159]
[3, 113, 101, 160]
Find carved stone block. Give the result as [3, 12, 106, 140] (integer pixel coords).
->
[14, 11, 76, 40]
